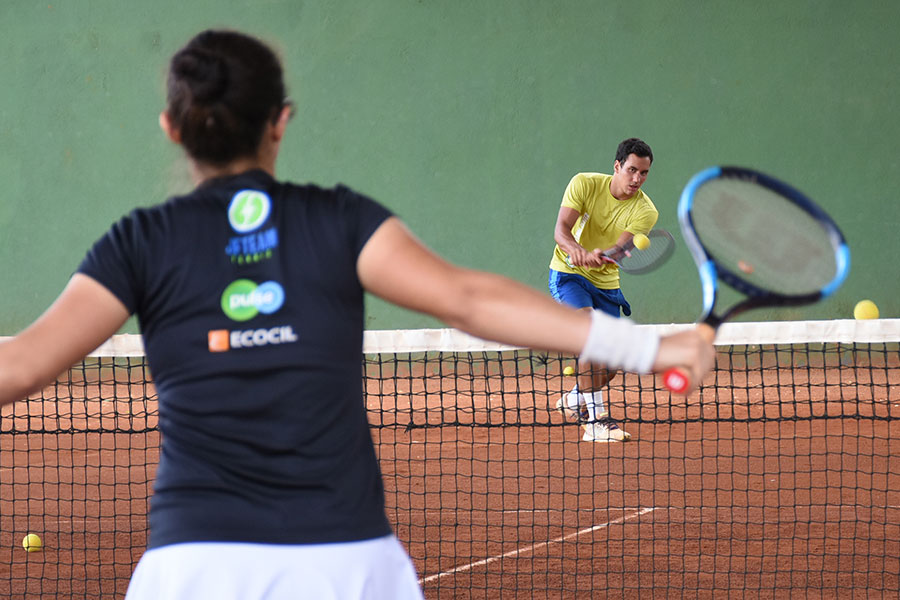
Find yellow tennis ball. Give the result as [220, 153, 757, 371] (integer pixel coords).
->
[853, 299, 879, 320]
[632, 233, 650, 250]
[563, 366, 575, 375]
[22, 533, 42, 552]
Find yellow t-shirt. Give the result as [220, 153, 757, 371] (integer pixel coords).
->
[549, 172, 659, 289]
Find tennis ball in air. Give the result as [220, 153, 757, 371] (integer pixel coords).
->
[632, 233, 650, 250]
[853, 300, 879, 320]
[22, 533, 42, 552]
[563, 366, 575, 375]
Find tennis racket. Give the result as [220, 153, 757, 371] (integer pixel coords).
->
[602, 229, 676, 275]
[663, 166, 850, 393]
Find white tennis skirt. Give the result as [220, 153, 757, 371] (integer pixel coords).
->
[124, 535, 424, 600]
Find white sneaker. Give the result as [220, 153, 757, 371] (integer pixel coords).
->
[555, 394, 589, 422]
[582, 413, 631, 442]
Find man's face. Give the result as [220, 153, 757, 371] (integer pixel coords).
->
[612, 153, 652, 199]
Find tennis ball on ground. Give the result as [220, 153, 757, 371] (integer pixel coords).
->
[563, 365, 575, 375]
[632, 233, 650, 250]
[22, 533, 42, 552]
[853, 299, 879, 320]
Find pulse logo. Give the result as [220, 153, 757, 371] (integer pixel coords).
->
[221, 279, 285, 322]
[211, 278, 297, 352]
[226, 190, 279, 264]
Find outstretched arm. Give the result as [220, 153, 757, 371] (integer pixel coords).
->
[357, 217, 714, 388]
[0, 274, 130, 407]
[359, 217, 591, 355]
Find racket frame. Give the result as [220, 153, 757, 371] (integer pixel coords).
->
[678, 166, 851, 328]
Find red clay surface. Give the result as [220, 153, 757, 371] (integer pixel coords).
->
[1, 347, 898, 599]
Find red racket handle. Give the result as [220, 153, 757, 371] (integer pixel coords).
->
[663, 367, 692, 394]
[662, 324, 716, 394]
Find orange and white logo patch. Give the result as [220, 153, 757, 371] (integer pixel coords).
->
[208, 330, 230, 352]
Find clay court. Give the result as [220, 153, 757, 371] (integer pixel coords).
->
[2, 338, 897, 599]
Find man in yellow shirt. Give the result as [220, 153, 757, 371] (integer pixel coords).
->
[548, 138, 658, 442]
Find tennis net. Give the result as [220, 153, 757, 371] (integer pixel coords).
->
[1, 319, 898, 598]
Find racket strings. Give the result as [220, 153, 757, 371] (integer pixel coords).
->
[618, 230, 675, 273]
[691, 180, 839, 296]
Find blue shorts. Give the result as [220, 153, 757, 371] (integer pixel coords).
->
[548, 270, 632, 318]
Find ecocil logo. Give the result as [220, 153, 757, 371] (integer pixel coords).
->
[228, 190, 271, 233]
[208, 325, 298, 352]
[220, 279, 285, 321]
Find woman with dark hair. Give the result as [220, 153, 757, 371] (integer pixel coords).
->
[0, 30, 714, 599]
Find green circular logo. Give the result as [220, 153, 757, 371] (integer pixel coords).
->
[228, 190, 271, 233]
[221, 279, 260, 321]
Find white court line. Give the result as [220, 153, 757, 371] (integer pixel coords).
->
[420, 506, 657, 584]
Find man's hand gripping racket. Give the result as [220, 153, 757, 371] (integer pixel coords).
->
[662, 166, 851, 393]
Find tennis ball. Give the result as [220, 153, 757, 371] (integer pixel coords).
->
[563, 366, 575, 375]
[853, 299, 879, 320]
[632, 233, 650, 250]
[22, 533, 42, 552]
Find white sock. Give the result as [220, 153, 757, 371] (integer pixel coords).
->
[582, 390, 605, 421]
[564, 385, 581, 410]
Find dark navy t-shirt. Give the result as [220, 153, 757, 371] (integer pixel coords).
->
[78, 169, 393, 548]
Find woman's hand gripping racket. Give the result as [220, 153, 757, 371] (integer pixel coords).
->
[602, 229, 676, 275]
[662, 166, 851, 393]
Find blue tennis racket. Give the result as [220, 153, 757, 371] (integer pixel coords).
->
[663, 166, 851, 393]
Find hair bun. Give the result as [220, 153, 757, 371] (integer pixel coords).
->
[165, 30, 286, 164]
[173, 49, 229, 105]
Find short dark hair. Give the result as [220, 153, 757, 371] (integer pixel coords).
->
[165, 30, 287, 165]
[615, 138, 653, 165]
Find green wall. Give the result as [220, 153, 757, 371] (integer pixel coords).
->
[1, 0, 897, 333]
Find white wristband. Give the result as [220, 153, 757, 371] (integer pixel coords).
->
[579, 310, 660, 374]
